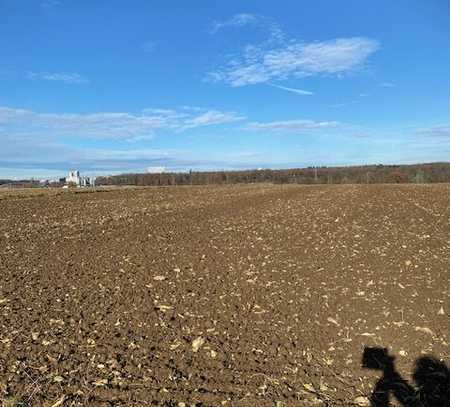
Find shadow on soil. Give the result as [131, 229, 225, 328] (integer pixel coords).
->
[362, 347, 450, 406]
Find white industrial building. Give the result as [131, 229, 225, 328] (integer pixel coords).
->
[66, 170, 94, 187]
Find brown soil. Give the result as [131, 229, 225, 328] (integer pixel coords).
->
[0, 184, 448, 406]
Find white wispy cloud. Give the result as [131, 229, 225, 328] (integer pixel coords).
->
[209, 13, 259, 33]
[207, 35, 379, 87]
[210, 13, 284, 42]
[247, 119, 340, 133]
[0, 106, 244, 142]
[329, 92, 369, 108]
[27, 71, 89, 84]
[416, 124, 450, 138]
[379, 82, 396, 88]
[141, 108, 188, 119]
[329, 100, 360, 108]
[179, 105, 210, 112]
[180, 110, 245, 130]
[269, 83, 314, 96]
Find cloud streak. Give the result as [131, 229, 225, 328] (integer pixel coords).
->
[329, 100, 360, 109]
[180, 110, 246, 130]
[269, 83, 314, 95]
[247, 119, 340, 133]
[379, 82, 396, 88]
[27, 71, 89, 84]
[416, 124, 450, 138]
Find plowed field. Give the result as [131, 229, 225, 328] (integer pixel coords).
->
[0, 184, 448, 406]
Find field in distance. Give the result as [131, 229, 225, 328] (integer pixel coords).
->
[0, 184, 448, 406]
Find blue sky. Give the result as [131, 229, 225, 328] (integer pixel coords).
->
[1, 0, 450, 178]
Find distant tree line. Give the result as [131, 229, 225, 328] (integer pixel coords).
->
[0, 179, 42, 188]
[95, 163, 450, 187]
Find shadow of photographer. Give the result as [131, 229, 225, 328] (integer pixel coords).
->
[362, 347, 450, 406]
